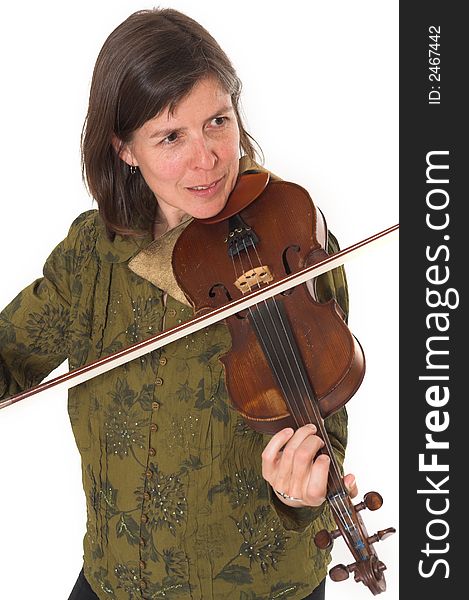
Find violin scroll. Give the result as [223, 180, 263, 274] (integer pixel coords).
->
[315, 490, 396, 595]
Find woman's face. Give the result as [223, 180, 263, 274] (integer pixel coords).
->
[121, 76, 241, 229]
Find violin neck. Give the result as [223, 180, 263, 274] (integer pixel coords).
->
[323, 445, 349, 499]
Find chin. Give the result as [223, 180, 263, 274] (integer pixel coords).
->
[200, 198, 229, 219]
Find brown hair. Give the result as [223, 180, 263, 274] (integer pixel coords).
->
[81, 8, 259, 237]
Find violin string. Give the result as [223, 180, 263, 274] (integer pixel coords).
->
[237, 239, 350, 516]
[232, 239, 299, 414]
[263, 292, 361, 541]
[251, 293, 359, 541]
[244, 239, 346, 487]
[268, 297, 350, 489]
[229, 231, 359, 543]
[239, 235, 359, 540]
[240, 238, 330, 436]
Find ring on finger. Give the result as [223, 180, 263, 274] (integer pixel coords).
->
[275, 489, 304, 503]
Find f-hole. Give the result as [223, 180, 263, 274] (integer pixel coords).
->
[209, 283, 247, 319]
[281, 245, 300, 296]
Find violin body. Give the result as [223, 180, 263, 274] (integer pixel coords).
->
[173, 177, 365, 434]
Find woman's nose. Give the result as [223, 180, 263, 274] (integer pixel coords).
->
[189, 136, 217, 170]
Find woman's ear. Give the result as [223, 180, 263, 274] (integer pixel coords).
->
[112, 134, 137, 167]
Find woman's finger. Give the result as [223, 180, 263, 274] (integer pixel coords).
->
[261, 427, 295, 481]
[303, 453, 330, 506]
[343, 473, 358, 498]
[261, 424, 317, 483]
[284, 434, 325, 497]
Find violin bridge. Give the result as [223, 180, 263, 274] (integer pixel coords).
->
[234, 266, 273, 292]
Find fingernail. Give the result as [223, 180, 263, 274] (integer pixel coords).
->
[307, 423, 317, 431]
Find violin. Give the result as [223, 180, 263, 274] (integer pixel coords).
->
[0, 172, 397, 594]
[172, 171, 396, 595]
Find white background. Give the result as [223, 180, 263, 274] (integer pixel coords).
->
[0, 1, 398, 599]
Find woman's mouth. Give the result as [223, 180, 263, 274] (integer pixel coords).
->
[186, 177, 224, 197]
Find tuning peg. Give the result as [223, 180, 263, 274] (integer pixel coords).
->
[367, 527, 396, 544]
[314, 527, 342, 549]
[329, 562, 355, 582]
[354, 491, 383, 512]
[330, 558, 387, 584]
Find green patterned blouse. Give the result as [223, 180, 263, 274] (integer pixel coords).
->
[0, 164, 349, 600]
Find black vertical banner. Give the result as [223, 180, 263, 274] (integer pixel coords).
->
[400, 2, 465, 597]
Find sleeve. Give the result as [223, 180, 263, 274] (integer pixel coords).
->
[265, 229, 350, 532]
[0, 211, 94, 401]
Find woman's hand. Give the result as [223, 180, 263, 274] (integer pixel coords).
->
[261, 424, 358, 508]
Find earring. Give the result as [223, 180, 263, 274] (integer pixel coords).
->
[129, 165, 137, 175]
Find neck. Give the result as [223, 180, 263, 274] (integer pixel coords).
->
[153, 207, 189, 239]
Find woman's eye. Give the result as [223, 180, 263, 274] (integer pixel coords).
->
[163, 132, 179, 144]
[212, 116, 226, 126]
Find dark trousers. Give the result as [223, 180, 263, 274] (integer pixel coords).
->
[67, 570, 99, 600]
[302, 578, 326, 600]
[68, 568, 325, 599]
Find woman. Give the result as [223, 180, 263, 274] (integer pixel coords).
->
[1, 8, 362, 600]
